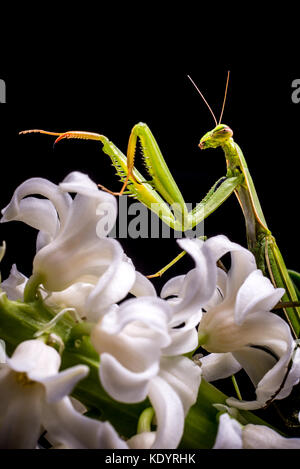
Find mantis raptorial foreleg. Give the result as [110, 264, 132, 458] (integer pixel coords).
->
[20, 124, 242, 233]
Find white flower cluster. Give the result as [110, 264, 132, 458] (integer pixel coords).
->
[0, 171, 299, 449]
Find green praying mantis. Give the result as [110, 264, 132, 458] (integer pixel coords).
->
[20, 72, 300, 339]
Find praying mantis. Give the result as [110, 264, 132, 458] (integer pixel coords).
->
[20, 73, 300, 338]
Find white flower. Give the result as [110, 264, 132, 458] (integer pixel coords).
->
[213, 412, 300, 449]
[91, 292, 202, 449]
[1, 264, 27, 301]
[0, 339, 5, 364]
[1, 172, 137, 320]
[165, 235, 300, 410]
[1, 262, 155, 323]
[0, 339, 127, 449]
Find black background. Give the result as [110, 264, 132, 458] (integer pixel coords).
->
[1, 58, 299, 295]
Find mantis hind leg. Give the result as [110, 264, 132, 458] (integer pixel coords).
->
[147, 251, 187, 278]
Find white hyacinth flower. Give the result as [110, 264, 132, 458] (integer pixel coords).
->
[1, 172, 137, 320]
[213, 412, 300, 449]
[91, 291, 203, 449]
[1, 264, 155, 322]
[0, 339, 127, 449]
[164, 235, 300, 410]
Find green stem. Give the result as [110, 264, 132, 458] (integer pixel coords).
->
[23, 273, 44, 303]
[231, 375, 242, 401]
[137, 407, 155, 434]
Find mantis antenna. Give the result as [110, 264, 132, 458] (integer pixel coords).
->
[187, 75, 218, 127]
[218, 70, 230, 124]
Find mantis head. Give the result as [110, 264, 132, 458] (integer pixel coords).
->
[199, 124, 233, 150]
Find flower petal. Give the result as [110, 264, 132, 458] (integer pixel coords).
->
[205, 235, 256, 297]
[158, 356, 201, 415]
[163, 312, 201, 356]
[99, 352, 159, 403]
[0, 368, 44, 448]
[172, 238, 217, 320]
[161, 275, 186, 299]
[178, 238, 216, 295]
[0, 340, 5, 364]
[47, 282, 94, 318]
[43, 397, 127, 449]
[204, 268, 228, 310]
[200, 353, 242, 382]
[243, 423, 300, 449]
[235, 270, 284, 325]
[227, 342, 294, 410]
[1, 177, 71, 228]
[59, 171, 117, 237]
[130, 271, 157, 298]
[232, 346, 277, 387]
[40, 365, 89, 403]
[213, 413, 243, 449]
[1, 264, 27, 300]
[127, 431, 156, 449]
[148, 375, 185, 449]
[32, 173, 120, 292]
[86, 252, 136, 320]
[7, 340, 61, 378]
[94, 297, 171, 343]
[276, 344, 300, 400]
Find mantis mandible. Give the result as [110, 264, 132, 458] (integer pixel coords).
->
[20, 73, 300, 337]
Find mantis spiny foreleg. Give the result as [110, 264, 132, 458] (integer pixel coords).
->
[20, 124, 242, 233]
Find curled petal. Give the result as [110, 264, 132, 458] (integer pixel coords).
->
[200, 353, 241, 382]
[92, 299, 171, 386]
[99, 353, 159, 403]
[159, 356, 201, 415]
[86, 252, 136, 319]
[95, 297, 171, 343]
[1, 177, 71, 228]
[131, 271, 157, 298]
[227, 341, 296, 410]
[148, 376, 185, 449]
[205, 235, 256, 297]
[178, 239, 217, 308]
[2, 197, 59, 245]
[173, 238, 217, 320]
[204, 268, 228, 310]
[235, 270, 284, 325]
[163, 312, 201, 356]
[160, 275, 185, 299]
[232, 346, 277, 387]
[59, 171, 117, 238]
[276, 346, 300, 399]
